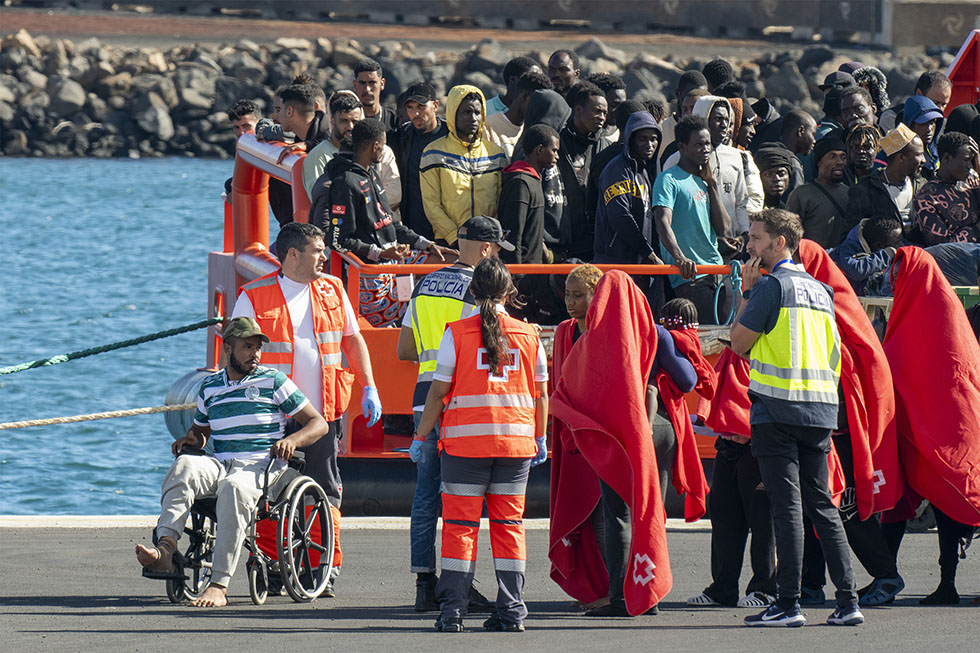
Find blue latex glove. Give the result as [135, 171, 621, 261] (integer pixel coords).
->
[531, 436, 547, 467]
[361, 386, 382, 427]
[409, 439, 423, 463]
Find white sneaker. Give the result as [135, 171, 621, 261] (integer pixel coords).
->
[737, 592, 775, 608]
[687, 592, 721, 606]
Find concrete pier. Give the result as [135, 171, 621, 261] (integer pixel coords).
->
[1, 518, 976, 651]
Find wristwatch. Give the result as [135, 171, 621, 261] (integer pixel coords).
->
[742, 289, 751, 299]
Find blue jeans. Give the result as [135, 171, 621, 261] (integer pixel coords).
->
[410, 410, 441, 573]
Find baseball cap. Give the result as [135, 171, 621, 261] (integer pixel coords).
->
[403, 82, 436, 105]
[819, 71, 855, 91]
[457, 215, 516, 251]
[911, 107, 944, 124]
[223, 317, 270, 343]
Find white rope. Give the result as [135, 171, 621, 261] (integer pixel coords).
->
[0, 403, 195, 430]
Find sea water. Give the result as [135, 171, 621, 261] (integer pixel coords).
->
[0, 157, 279, 515]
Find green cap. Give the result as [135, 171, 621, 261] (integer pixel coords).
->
[222, 317, 270, 343]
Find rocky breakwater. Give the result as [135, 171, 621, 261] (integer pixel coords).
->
[0, 29, 952, 159]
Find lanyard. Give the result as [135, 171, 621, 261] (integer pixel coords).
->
[771, 258, 794, 272]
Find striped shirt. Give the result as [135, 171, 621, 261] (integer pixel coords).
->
[194, 366, 309, 462]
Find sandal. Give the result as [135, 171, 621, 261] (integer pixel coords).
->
[687, 592, 721, 606]
[858, 575, 905, 606]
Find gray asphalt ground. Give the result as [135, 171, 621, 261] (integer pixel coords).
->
[1, 521, 977, 652]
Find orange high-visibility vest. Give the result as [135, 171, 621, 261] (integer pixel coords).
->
[241, 272, 354, 421]
[441, 313, 539, 458]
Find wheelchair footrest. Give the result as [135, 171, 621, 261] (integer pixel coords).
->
[141, 553, 186, 581]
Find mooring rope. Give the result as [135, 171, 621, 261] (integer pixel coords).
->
[0, 403, 196, 431]
[0, 317, 223, 376]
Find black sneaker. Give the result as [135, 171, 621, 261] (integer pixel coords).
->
[434, 615, 464, 633]
[827, 605, 864, 626]
[483, 612, 525, 632]
[744, 603, 806, 627]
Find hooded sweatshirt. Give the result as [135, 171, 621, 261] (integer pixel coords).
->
[902, 95, 945, 178]
[420, 85, 508, 244]
[593, 111, 662, 264]
[513, 90, 572, 255]
[663, 95, 750, 236]
[498, 160, 545, 264]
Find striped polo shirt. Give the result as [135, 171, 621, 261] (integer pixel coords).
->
[194, 366, 309, 462]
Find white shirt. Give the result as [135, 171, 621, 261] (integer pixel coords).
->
[232, 274, 359, 413]
[482, 111, 523, 159]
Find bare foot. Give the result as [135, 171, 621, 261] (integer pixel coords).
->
[135, 543, 161, 568]
[584, 596, 611, 611]
[190, 585, 227, 607]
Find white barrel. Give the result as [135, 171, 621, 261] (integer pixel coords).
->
[164, 369, 213, 441]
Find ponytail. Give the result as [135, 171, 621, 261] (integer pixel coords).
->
[470, 258, 518, 376]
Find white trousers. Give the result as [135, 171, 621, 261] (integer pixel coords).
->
[156, 455, 296, 588]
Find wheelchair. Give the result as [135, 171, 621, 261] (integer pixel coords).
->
[144, 451, 334, 605]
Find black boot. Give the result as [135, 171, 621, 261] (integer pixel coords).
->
[415, 573, 438, 612]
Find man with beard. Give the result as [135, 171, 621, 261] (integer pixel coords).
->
[788, 138, 850, 247]
[232, 222, 383, 597]
[653, 115, 731, 323]
[303, 91, 363, 198]
[842, 125, 926, 237]
[729, 209, 862, 628]
[389, 82, 449, 241]
[547, 49, 580, 100]
[135, 317, 329, 608]
[754, 145, 794, 209]
[840, 87, 877, 134]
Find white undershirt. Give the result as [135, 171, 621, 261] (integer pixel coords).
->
[232, 275, 358, 413]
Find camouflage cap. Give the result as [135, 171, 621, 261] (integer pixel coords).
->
[222, 317, 270, 343]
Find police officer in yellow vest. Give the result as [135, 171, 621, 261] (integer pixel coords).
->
[396, 215, 512, 611]
[729, 208, 863, 629]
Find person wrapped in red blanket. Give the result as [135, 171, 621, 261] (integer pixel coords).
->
[882, 246, 980, 605]
[548, 264, 609, 607]
[551, 270, 696, 616]
[797, 239, 905, 606]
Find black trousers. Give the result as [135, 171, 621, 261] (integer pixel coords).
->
[703, 439, 776, 605]
[752, 421, 857, 609]
[673, 275, 729, 326]
[802, 432, 899, 587]
[599, 410, 675, 608]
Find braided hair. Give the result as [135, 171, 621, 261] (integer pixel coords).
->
[469, 258, 518, 376]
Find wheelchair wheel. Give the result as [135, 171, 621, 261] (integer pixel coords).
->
[171, 509, 217, 602]
[277, 477, 334, 602]
[247, 558, 268, 605]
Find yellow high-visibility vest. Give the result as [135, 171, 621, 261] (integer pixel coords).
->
[408, 266, 477, 392]
[749, 267, 841, 405]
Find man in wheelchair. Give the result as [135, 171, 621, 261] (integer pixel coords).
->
[135, 317, 328, 607]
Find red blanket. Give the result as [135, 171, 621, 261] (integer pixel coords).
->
[550, 271, 671, 614]
[548, 319, 608, 604]
[657, 327, 714, 521]
[798, 240, 902, 518]
[882, 247, 980, 526]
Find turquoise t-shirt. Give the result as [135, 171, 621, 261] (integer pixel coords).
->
[651, 166, 724, 288]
